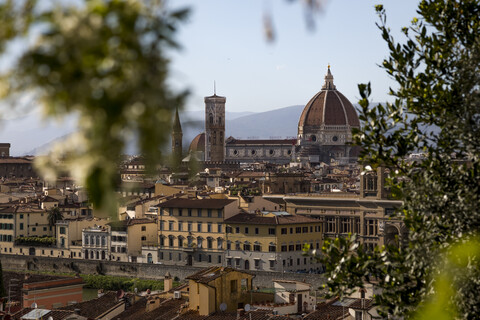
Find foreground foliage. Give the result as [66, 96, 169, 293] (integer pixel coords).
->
[0, 0, 188, 217]
[321, 0, 480, 319]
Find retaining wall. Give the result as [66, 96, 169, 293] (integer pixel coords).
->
[0, 254, 326, 289]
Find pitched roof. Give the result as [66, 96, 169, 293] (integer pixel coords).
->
[224, 212, 320, 225]
[58, 291, 124, 318]
[156, 198, 236, 209]
[186, 266, 252, 284]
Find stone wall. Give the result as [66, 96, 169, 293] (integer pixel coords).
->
[0, 254, 326, 289]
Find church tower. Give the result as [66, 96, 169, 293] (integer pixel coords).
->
[204, 93, 226, 162]
[171, 107, 183, 164]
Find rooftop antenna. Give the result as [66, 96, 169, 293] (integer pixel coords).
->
[214, 80, 216, 95]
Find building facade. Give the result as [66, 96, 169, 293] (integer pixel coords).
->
[155, 198, 237, 267]
[224, 211, 323, 272]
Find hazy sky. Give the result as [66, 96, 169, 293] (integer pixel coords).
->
[167, 0, 420, 112]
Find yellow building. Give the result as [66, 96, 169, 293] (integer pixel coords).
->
[186, 266, 254, 315]
[224, 211, 323, 272]
[155, 198, 237, 267]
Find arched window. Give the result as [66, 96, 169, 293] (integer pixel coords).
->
[217, 238, 223, 249]
[197, 237, 203, 248]
[95, 236, 100, 246]
[101, 236, 106, 246]
[213, 131, 216, 145]
[147, 253, 153, 263]
[84, 235, 89, 245]
[209, 114, 213, 124]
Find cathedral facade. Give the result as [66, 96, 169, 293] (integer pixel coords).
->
[185, 66, 360, 165]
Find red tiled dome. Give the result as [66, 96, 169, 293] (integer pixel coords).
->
[298, 67, 360, 128]
[189, 133, 205, 153]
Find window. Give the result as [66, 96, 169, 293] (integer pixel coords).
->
[208, 255, 212, 263]
[289, 244, 295, 251]
[254, 259, 260, 269]
[230, 280, 238, 293]
[243, 242, 251, 251]
[217, 209, 222, 218]
[268, 228, 275, 235]
[281, 228, 287, 234]
[218, 255, 222, 264]
[101, 236, 106, 246]
[365, 219, 378, 236]
[141, 236, 146, 241]
[169, 237, 174, 247]
[188, 222, 192, 232]
[227, 241, 231, 250]
[310, 226, 313, 232]
[188, 209, 192, 217]
[227, 258, 232, 266]
[20, 223, 24, 230]
[160, 221, 164, 231]
[355, 311, 363, 320]
[253, 243, 261, 252]
[326, 217, 336, 233]
[244, 227, 249, 234]
[235, 241, 241, 250]
[255, 227, 259, 235]
[207, 238, 213, 249]
[169, 208, 173, 216]
[141, 226, 146, 231]
[178, 209, 182, 216]
[207, 210, 212, 217]
[235, 227, 240, 233]
[198, 253, 202, 262]
[296, 227, 302, 234]
[20, 214, 23, 219]
[197, 209, 202, 217]
[178, 222, 183, 231]
[169, 221, 174, 231]
[217, 224, 222, 233]
[32, 227, 36, 232]
[207, 223, 212, 233]
[197, 223, 202, 232]
[178, 237, 183, 247]
[290, 227, 293, 234]
[281, 245, 287, 252]
[226, 226, 232, 233]
[340, 217, 351, 234]
[269, 260, 275, 269]
[217, 238, 223, 249]
[302, 226, 308, 233]
[269, 244, 276, 252]
[296, 244, 302, 251]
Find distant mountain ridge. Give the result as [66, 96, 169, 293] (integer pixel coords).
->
[2, 103, 367, 156]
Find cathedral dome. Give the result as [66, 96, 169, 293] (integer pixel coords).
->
[189, 133, 205, 153]
[298, 66, 360, 129]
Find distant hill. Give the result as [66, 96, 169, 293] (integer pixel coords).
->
[181, 105, 304, 149]
[4, 103, 376, 156]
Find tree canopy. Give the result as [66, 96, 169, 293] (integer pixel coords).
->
[321, 0, 480, 318]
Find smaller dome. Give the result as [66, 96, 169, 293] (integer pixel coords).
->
[189, 133, 205, 153]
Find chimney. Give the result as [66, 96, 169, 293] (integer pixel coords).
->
[164, 271, 173, 292]
[237, 309, 245, 319]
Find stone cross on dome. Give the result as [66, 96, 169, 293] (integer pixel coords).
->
[321, 64, 336, 90]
